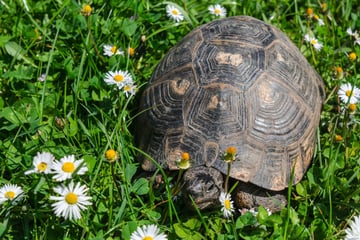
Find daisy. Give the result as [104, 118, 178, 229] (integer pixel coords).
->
[38, 73, 46, 82]
[128, 47, 135, 57]
[223, 146, 237, 162]
[130, 224, 167, 240]
[338, 83, 360, 104]
[166, 5, 184, 23]
[334, 66, 344, 79]
[49, 181, 92, 221]
[346, 28, 357, 37]
[176, 152, 191, 170]
[25, 151, 55, 175]
[313, 14, 324, 26]
[348, 52, 357, 61]
[103, 44, 124, 57]
[219, 192, 235, 218]
[354, 39, 360, 46]
[51, 155, 88, 182]
[345, 215, 360, 240]
[104, 70, 133, 89]
[81, 4, 92, 16]
[304, 34, 323, 51]
[347, 28, 360, 46]
[123, 82, 138, 98]
[244, 207, 272, 216]
[0, 184, 24, 205]
[306, 7, 314, 17]
[334, 134, 343, 142]
[208, 4, 227, 17]
[348, 103, 357, 114]
[105, 149, 118, 163]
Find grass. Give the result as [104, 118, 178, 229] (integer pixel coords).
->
[0, 0, 360, 239]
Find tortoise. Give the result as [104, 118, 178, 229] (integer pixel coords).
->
[136, 16, 325, 211]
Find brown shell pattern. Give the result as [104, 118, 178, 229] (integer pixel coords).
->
[137, 16, 325, 191]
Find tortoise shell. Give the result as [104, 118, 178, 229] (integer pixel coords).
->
[137, 16, 325, 191]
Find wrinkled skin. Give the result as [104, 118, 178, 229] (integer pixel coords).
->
[182, 166, 287, 212]
[234, 182, 287, 212]
[182, 166, 224, 209]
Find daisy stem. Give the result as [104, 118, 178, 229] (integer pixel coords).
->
[86, 13, 105, 66]
[110, 163, 122, 199]
[172, 169, 184, 196]
[310, 45, 318, 65]
[225, 162, 231, 193]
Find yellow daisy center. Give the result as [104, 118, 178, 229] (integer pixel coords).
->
[105, 149, 118, 162]
[37, 162, 48, 171]
[82, 5, 92, 16]
[306, 8, 313, 16]
[335, 134, 343, 142]
[349, 52, 357, 60]
[335, 67, 343, 73]
[224, 146, 237, 162]
[128, 47, 135, 56]
[111, 46, 117, 54]
[224, 199, 231, 210]
[142, 236, 153, 240]
[84, 5, 91, 12]
[214, 9, 221, 14]
[62, 162, 75, 173]
[177, 152, 191, 169]
[5, 191, 15, 200]
[124, 85, 131, 92]
[349, 103, 356, 112]
[310, 39, 317, 45]
[181, 152, 190, 161]
[114, 74, 124, 82]
[171, 9, 179, 16]
[313, 14, 319, 20]
[226, 146, 237, 155]
[345, 89, 353, 97]
[65, 192, 78, 205]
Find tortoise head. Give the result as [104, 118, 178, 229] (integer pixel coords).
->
[182, 166, 224, 210]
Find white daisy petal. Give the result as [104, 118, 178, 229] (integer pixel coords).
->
[51, 155, 88, 182]
[346, 28, 360, 45]
[313, 41, 323, 51]
[50, 181, 92, 221]
[304, 34, 311, 42]
[104, 70, 133, 90]
[208, 4, 226, 17]
[103, 44, 124, 57]
[304, 34, 323, 51]
[123, 83, 138, 98]
[345, 215, 360, 240]
[166, 5, 184, 23]
[25, 152, 55, 175]
[244, 207, 272, 216]
[347, 27, 354, 36]
[317, 18, 324, 26]
[0, 184, 24, 205]
[130, 224, 167, 240]
[338, 83, 360, 104]
[219, 192, 235, 218]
